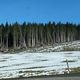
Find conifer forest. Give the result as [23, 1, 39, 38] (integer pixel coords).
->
[0, 22, 80, 52]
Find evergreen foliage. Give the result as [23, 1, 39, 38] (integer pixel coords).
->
[0, 22, 79, 51]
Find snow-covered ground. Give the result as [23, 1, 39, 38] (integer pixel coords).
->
[25, 40, 80, 53]
[0, 41, 80, 79]
[0, 51, 80, 79]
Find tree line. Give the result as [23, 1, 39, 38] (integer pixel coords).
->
[0, 22, 80, 52]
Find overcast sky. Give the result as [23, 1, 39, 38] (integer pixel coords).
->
[0, 0, 80, 24]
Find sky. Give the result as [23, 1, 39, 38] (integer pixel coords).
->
[0, 0, 80, 24]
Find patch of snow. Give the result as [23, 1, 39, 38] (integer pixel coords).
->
[0, 51, 80, 79]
